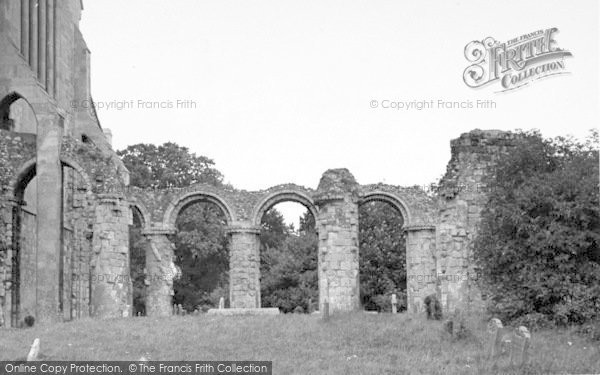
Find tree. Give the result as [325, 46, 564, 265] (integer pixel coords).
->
[119, 142, 228, 314]
[117, 142, 223, 189]
[474, 130, 600, 326]
[260, 210, 319, 313]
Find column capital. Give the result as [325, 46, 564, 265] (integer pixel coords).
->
[404, 225, 436, 232]
[142, 227, 177, 236]
[227, 222, 261, 235]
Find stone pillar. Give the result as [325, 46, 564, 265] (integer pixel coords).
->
[405, 225, 437, 313]
[228, 224, 261, 309]
[314, 169, 361, 313]
[35, 111, 62, 324]
[142, 229, 176, 317]
[90, 194, 132, 318]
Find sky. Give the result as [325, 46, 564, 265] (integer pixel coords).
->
[79, 0, 599, 225]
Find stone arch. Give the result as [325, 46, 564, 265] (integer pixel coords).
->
[163, 191, 235, 229]
[10, 158, 36, 199]
[10, 157, 93, 196]
[251, 189, 318, 227]
[358, 191, 412, 227]
[129, 201, 151, 230]
[0, 92, 38, 133]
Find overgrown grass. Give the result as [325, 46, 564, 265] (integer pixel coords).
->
[1, 313, 598, 374]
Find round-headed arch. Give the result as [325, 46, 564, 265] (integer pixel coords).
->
[163, 191, 235, 229]
[129, 200, 151, 230]
[358, 191, 412, 227]
[9, 157, 93, 199]
[0, 92, 39, 132]
[252, 189, 318, 227]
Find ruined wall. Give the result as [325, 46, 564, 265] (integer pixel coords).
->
[437, 129, 519, 312]
[0, 0, 130, 324]
[126, 167, 441, 315]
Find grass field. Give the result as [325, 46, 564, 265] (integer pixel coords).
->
[1, 313, 599, 374]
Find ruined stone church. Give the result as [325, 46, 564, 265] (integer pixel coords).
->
[0, 0, 520, 328]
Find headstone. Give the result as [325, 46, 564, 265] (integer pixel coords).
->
[487, 318, 531, 369]
[391, 294, 397, 314]
[26, 338, 40, 361]
[219, 297, 225, 310]
[487, 318, 503, 360]
[510, 326, 531, 367]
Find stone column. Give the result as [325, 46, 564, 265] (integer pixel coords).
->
[315, 196, 360, 313]
[90, 194, 132, 318]
[314, 169, 361, 313]
[228, 224, 261, 309]
[35, 111, 62, 324]
[142, 229, 176, 317]
[405, 225, 437, 313]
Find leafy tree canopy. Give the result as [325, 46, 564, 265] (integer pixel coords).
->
[117, 142, 223, 189]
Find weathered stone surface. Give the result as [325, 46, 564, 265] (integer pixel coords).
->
[437, 130, 520, 313]
[90, 195, 132, 319]
[228, 226, 261, 308]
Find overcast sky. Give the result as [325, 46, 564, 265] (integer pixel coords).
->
[79, 0, 599, 225]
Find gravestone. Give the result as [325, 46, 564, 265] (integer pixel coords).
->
[487, 318, 531, 369]
[391, 294, 397, 314]
[219, 297, 225, 310]
[510, 326, 531, 367]
[487, 318, 504, 360]
[26, 338, 40, 361]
